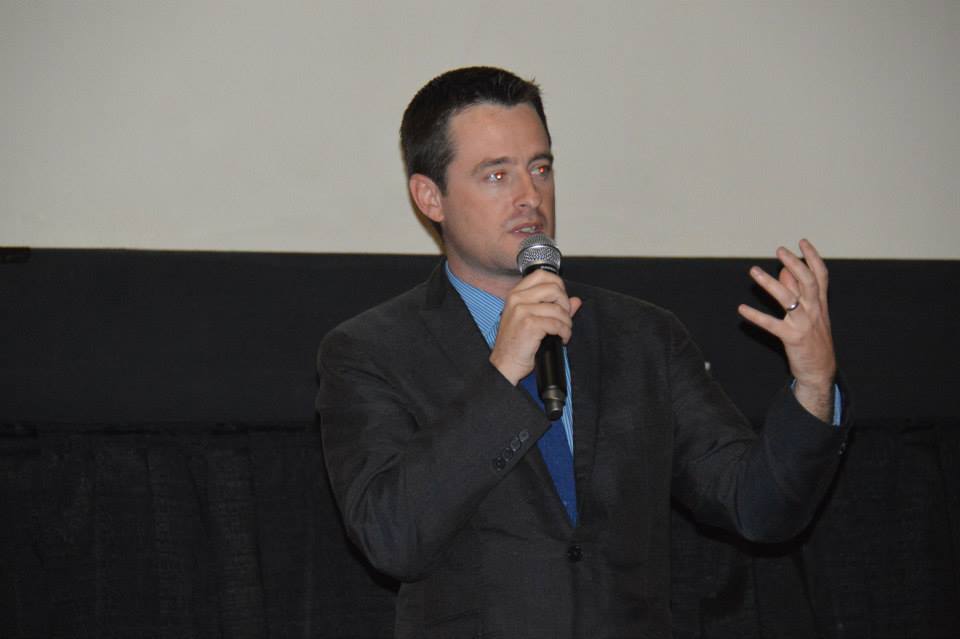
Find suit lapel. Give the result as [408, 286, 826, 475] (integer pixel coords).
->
[417, 263, 494, 378]
[566, 285, 601, 524]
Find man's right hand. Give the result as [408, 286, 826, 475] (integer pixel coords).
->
[489, 270, 582, 386]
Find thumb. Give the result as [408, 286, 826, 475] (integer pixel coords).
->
[570, 296, 584, 317]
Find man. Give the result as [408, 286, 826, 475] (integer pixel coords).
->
[317, 66, 849, 638]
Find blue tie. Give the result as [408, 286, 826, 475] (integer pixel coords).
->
[519, 372, 578, 525]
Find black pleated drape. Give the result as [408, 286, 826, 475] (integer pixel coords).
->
[0, 423, 395, 639]
[3, 418, 957, 638]
[2, 249, 958, 637]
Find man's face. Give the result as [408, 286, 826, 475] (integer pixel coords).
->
[429, 102, 555, 292]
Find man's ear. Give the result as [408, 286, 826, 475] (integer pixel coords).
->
[409, 174, 444, 224]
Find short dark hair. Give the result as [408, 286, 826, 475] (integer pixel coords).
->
[400, 66, 551, 194]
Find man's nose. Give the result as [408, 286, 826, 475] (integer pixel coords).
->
[515, 171, 542, 210]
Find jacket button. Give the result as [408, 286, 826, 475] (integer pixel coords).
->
[838, 439, 848, 456]
[492, 456, 506, 471]
[518, 429, 530, 443]
[567, 544, 583, 562]
[502, 447, 514, 460]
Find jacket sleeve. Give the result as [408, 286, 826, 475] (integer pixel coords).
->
[666, 312, 852, 542]
[316, 326, 550, 582]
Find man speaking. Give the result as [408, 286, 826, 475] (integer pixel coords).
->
[316, 66, 849, 638]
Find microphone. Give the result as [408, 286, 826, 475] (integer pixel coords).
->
[517, 233, 566, 421]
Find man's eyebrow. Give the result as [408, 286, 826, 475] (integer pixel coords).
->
[472, 157, 515, 175]
[531, 152, 554, 165]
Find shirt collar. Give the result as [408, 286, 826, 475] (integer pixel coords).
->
[445, 262, 504, 349]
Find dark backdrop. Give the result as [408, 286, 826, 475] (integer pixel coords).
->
[1, 248, 958, 638]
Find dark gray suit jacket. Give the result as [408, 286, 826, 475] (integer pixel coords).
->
[316, 263, 850, 639]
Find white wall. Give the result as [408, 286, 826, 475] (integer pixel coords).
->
[2, 1, 957, 258]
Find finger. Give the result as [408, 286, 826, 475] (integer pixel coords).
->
[777, 246, 819, 298]
[555, 317, 574, 344]
[750, 266, 800, 313]
[509, 272, 561, 304]
[513, 300, 574, 331]
[737, 304, 787, 340]
[524, 313, 574, 343]
[509, 280, 572, 314]
[516, 268, 563, 291]
[534, 283, 574, 314]
[778, 267, 800, 298]
[798, 238, 829, 301]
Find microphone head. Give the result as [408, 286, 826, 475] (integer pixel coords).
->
[517, 233, 562, 275]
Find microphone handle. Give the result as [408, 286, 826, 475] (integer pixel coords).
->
[535, 334, 566, 421]
[519, 260, 566, 420]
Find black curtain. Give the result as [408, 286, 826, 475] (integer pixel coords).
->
[2, 249, 958, 637]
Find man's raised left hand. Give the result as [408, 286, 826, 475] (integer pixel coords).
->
[737, 238, 837, 423]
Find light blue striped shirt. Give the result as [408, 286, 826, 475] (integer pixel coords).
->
[445, 263, 575, 452]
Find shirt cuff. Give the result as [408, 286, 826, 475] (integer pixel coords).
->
[790, 380, 843, 427]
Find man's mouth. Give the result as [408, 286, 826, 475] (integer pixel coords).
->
[511, 223, 543, 235]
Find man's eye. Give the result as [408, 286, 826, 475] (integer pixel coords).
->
[487, 171, 506, 182]
[533, 165, 552, 177]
